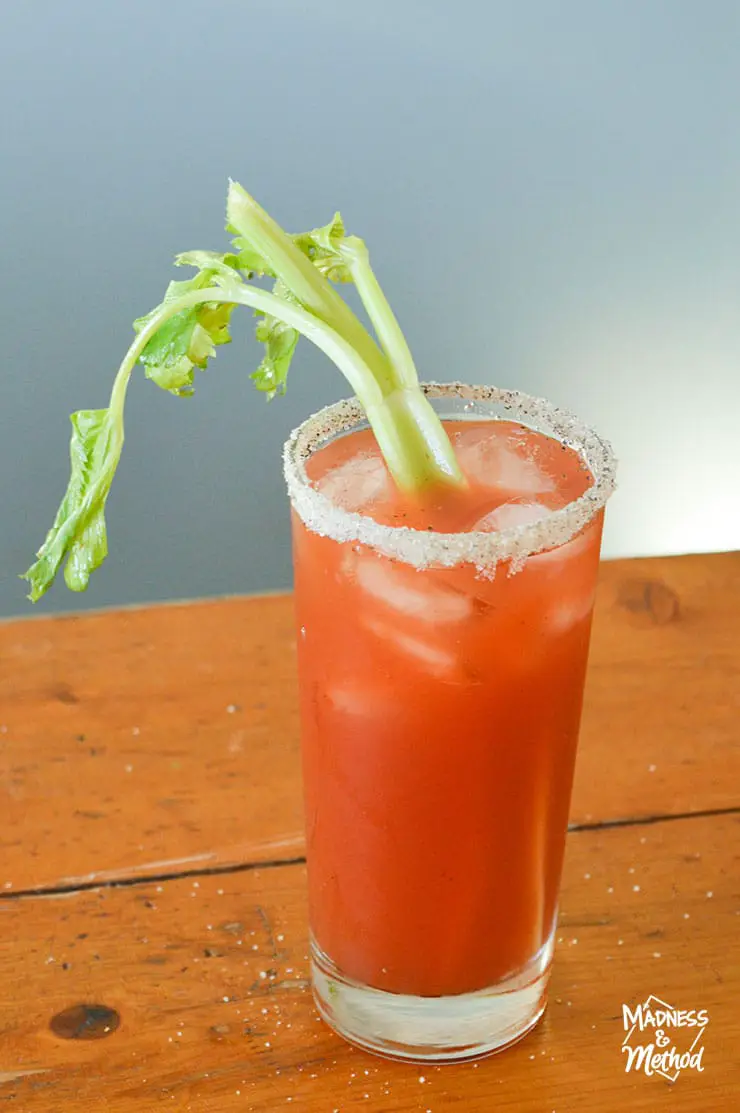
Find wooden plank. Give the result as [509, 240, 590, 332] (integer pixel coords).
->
[1, 552, 738, 893]
[0, 812, 737, 1110]
[576, 551, 740, 823]
[0, 594, 304, 893]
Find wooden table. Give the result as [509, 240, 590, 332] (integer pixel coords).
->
[1, 552, 738, 1110]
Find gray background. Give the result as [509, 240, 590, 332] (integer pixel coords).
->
[2, 0, 739, 618]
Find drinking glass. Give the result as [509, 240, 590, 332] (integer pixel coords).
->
[283, 382, 616, 1062]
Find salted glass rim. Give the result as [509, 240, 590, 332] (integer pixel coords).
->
[283, 382, 617, 571]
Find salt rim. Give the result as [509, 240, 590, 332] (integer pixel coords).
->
[282, 382, 617, 572]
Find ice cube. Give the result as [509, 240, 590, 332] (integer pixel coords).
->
[354, 558, 471, 622]
[529, 522, 594, 566]
[314, 453, 389, 512]
[475, 500, 594, 566]
[455, 426, 556, 496]
[547, 588, 597, 632]
[473, 500, 552, 533]
[473, 499, 599, 632]
[326, 679, 390, 718]
[362, 615, 469, 681]
[531, 523, 599, 631]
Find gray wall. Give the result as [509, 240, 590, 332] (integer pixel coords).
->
[3, 0, 739, 617]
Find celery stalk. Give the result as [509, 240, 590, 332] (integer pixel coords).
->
[23, 182, 464, 602]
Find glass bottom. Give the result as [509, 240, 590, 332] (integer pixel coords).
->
[311, 930, 554, 1063]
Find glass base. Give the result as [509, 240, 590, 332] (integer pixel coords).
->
[311, 931, 553, 1063]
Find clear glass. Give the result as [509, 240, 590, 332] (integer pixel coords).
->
[284, 383, 616, 1062]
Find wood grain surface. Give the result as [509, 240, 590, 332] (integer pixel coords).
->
[1, 551, 738, 1110]
[1, 814, 737, 1110]
[1, 553, 738, 893]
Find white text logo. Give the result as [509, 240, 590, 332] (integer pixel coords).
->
[621, 995, 708, 1082]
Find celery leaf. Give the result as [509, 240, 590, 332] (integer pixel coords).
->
[23, 409, 119, 601]
[292, 213, 354, 282]
[135, 264, 238, 396]
[251, 281, 300, 399]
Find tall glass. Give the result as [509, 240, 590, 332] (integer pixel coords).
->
[283, 383, 616, 1062]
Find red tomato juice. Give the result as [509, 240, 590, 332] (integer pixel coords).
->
[292, 419, 602, 998]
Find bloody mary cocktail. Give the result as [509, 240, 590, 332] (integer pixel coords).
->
[285, 383, 616, 1061]
[24, 178, 617, 1066]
